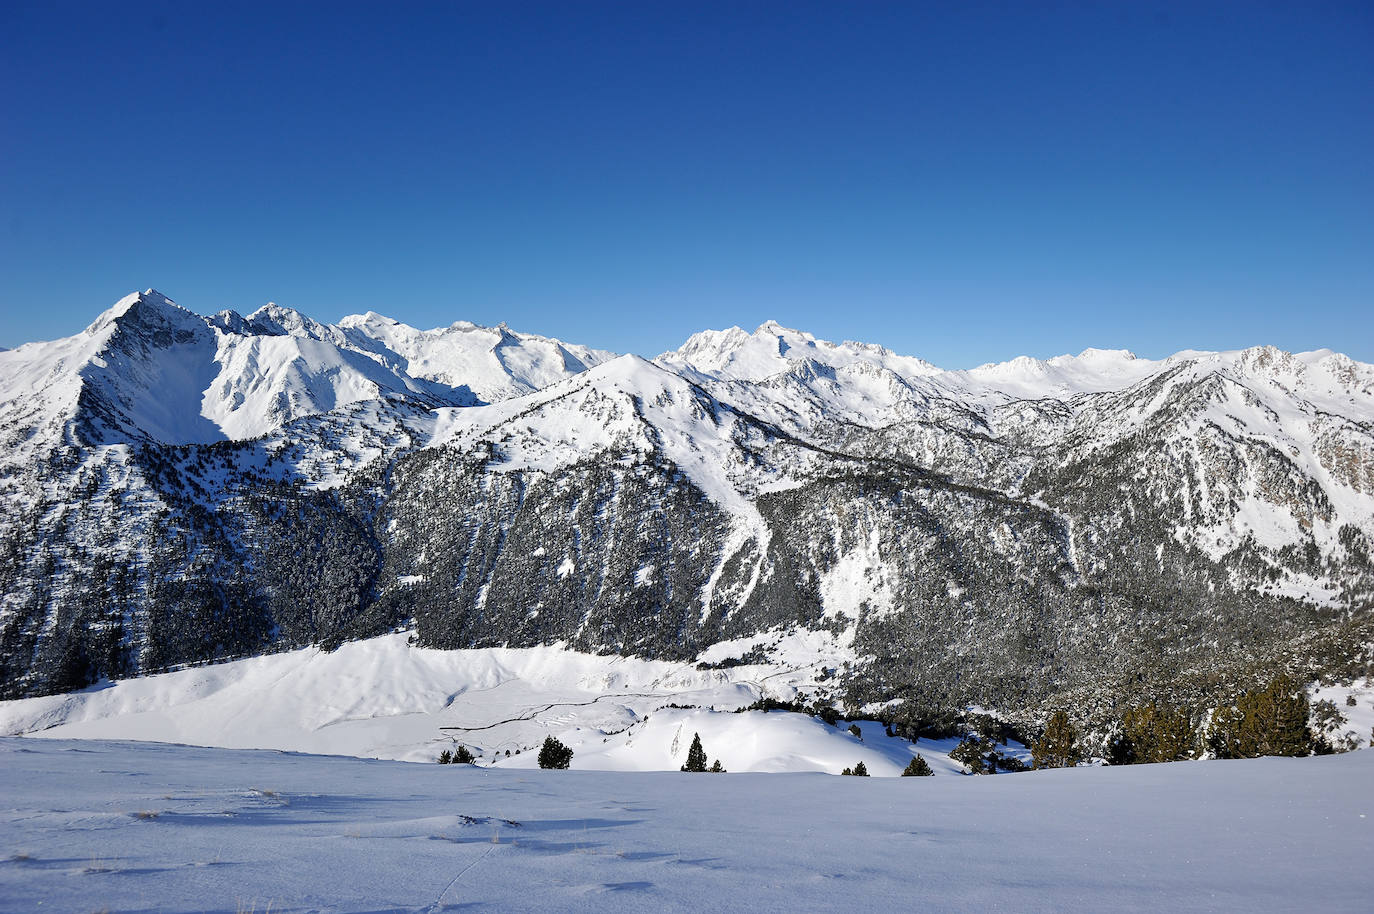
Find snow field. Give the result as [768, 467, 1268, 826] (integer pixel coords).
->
[0, 738, 1370, 912]
[0, 632, 1021, 775]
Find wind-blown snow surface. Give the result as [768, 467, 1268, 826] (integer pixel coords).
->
[1, 738, 1370, 913]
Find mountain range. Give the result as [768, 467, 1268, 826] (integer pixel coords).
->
[2, 290, 1371, 725]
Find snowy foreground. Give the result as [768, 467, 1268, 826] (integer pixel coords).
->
[1, 738, 1370, 913]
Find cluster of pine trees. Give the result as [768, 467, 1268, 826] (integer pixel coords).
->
[1205, 674, 1318, 759]
[437, 745, 476, 764]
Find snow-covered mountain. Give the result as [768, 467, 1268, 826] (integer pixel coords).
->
[0, 289, 615, 450]
[1, 294, 1371, 730]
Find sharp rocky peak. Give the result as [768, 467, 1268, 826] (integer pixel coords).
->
[86, 289, 197, 335]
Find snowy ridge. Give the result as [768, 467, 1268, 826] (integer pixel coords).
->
[428, 354, 813, 527]
[0, 290, 616, 449]
[335, 311, 619, 402]
[658, 319, 942, 384]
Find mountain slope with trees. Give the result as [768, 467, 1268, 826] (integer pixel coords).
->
[2, 291, 1371, 726]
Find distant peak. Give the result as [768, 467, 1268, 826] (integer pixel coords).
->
[248, 302, 297, 318]
[208, 309, 247, 334]
[754, 320, 811, 340]
[87, 288, 193, 334]
[1076, 347, 1138, 361]
[587, 352, 671, 385]
[245, 302, 322, 337]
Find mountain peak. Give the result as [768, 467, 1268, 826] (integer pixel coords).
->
[243, 302, 320, 337]
[338, 310, 404, 330]
[85, 289, 197, 337]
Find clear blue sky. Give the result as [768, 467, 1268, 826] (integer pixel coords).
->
[2, 1, 1371, 366]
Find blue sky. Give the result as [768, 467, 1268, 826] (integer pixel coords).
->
[2, 2, 1370, 366]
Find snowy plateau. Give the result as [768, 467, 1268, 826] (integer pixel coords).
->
[1, 290, 1374, 909]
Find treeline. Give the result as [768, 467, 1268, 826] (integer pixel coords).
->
[1029, 673, 1359, 774]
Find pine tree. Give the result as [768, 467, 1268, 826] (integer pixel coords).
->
[681, 732, 708, 772]
[537, 736, 573, 769]
[1031, 711, 1082, 769]
[709, 759, 726, 773]
[950, 734, 997, 774]
[1113, 704, 1196, 764]
[453, 744, 476, 764]
[1206, 705, 1246, 759]
[1239, 674, 1311, 757]
[1208, 674, 1314, 759]
[901, 755, 934, 777]
[437, 749, 453, 764]
[852, 761, 869, 776]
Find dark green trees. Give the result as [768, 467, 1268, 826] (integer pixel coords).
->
[901, 755, 934, 776]
[1208, 674, 1314, 759]
[1108, 704, 1196, 765]
[1031, 711, 1082, 769]
[949, 734, 998, 774]
[709, 759, 726, 773]
[840, 761, 870, 776]
[537, 736, 573, 769]
[1103, 675, 1318, 764]
[681, 733, 708, 772]
[438, 746, 475, 764]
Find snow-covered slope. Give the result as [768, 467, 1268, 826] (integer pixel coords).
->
[428, 354, 814, 524]
[335, 311, 618, 402]
[211, 303, 618, 405]
[0, 632, 874, 769]
[658, 319, 943, 384]
[2, 738, 1372, 913]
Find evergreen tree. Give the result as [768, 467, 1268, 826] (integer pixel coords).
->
[1031, 710, 1082, 769]
[1205, 705, 1246, 760]
[681, 732, 708, 772]
[437, 749, 453, 764]
[852, 761, 869, 776]
[950, 734, 998, 774]
[1208, 674, 1314, 759]
[1111, 703, 1196, 764]
[901, 755, 934, 777]
[709, 759, 726, 773]
[537, 736, 573, 769]
[453, 744, 476, 764]
[1239, 674, 1312, 757]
